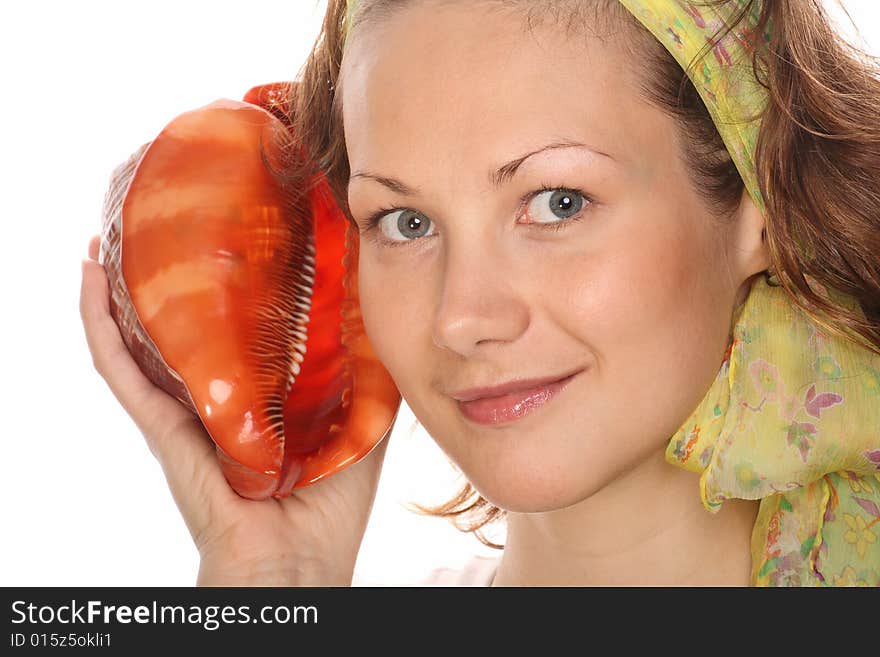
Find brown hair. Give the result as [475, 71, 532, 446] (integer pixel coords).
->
[272, 0, 880, 548]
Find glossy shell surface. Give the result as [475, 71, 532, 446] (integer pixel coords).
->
[100, 85, 401, 499]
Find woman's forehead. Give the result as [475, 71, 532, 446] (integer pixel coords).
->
[340, 4, 666, 184]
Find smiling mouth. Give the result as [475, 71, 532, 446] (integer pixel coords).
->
[455, 370, 582, 426]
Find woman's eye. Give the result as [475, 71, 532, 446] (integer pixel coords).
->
[373, 209, 435, 244]
[524, 188, 587, 226]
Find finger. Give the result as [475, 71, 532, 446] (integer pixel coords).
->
[79, 256, 162, 419]
[288, 427, 393, 513]
[88, 234, 100, 261]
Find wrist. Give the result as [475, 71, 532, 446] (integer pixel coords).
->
[197, 552, 354, 587]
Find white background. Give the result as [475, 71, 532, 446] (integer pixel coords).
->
[1, 1, 877, 586]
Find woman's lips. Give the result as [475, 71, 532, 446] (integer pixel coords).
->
[455, 371, 580, 425]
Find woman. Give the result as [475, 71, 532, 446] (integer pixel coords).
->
[80, 0, 880, 586]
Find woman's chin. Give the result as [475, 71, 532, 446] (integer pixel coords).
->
[468, 470, 599, 515]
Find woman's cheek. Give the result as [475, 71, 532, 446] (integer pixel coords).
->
[622, 214, 706, 318]
[598, 219, 732, 425]
[567, 213, 722, 392]
[357, 256, 397, 367]
[358, 254, 423, 392]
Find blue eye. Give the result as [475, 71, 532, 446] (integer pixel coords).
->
[359, 185, 591, 247]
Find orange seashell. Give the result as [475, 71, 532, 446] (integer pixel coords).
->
[100, 83, 401, 500]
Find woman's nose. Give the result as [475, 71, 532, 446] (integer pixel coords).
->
[431, 243, 530, 358]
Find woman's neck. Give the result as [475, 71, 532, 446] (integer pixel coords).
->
[492, 447, 759, 586]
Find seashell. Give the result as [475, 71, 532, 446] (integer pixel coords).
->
[99, 83, 401, 500]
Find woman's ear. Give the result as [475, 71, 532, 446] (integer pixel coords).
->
[729, 187, 772, 281]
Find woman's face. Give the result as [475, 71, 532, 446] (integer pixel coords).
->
[341, 2, 762, 512]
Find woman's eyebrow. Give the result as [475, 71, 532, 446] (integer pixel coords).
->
[348, 139, 612, 196]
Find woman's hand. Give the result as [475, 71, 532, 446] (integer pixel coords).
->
[80, 235, 390, 586]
